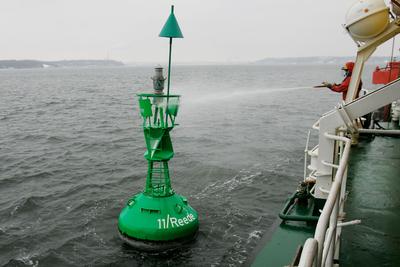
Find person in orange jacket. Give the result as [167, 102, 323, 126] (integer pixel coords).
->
[322, 61, 362, 100]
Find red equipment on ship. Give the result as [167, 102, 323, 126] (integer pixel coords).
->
[372, 61, 400, 84]
[372, 60, 400, 122]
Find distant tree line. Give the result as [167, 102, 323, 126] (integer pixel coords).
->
[0, 60, 124, 69]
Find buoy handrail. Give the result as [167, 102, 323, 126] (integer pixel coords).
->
[138, 94, 180, 128]
[137, 93, 181, 98]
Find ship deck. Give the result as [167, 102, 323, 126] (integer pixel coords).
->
[249, 220, 316, 267]
[341, 135, 400, 266]
[248, 194, 322, 266]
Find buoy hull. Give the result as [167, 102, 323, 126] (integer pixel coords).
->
[118, 228, 198, 252]
[118, 192, 199, 250]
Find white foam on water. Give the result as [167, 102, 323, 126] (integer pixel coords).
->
[16, 251, 39, 267]
[193, 168, 262, 199]
[247, 230, 263, 244]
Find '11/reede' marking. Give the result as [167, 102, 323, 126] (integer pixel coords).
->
[157, 213, 195, 229]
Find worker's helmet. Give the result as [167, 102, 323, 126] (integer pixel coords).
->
[341, 61, 355, 72]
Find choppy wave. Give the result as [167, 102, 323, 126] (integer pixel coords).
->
[0, 65, 344, 266]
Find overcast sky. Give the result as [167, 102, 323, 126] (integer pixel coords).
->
[0, 0, 396, 63]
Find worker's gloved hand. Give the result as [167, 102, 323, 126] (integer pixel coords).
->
[322, 81, 333, 89]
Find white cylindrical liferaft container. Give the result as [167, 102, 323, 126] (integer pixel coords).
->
[345, 0, 390, 41]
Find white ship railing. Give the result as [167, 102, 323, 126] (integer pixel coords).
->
[297, 10, 400, 266]
[298, 133, 352, 267]
[298, 74, 400, 266]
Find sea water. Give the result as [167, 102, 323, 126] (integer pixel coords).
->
[0, 64, 374, 266]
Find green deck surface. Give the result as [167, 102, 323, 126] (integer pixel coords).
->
[341, 136, 400, 266]
[250, 220, 316, 267]
[249, 136, 399, 267]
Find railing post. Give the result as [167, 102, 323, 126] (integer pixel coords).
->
[326, 192, 340, 267]
[314, 134, 351, 266]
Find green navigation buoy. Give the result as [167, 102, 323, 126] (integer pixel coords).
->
[118, 6, 199, 251]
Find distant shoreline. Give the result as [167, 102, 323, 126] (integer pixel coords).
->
[0, 56, 393, 69]
[0, 59, 124, 69]
[253, 56, 393, 66]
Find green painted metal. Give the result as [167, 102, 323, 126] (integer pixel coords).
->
[249, 182, 322, 266]
[159, 5, 183, 126]
[165, 37, 173, 126]
[139, 98, 153, 118]
[118, 94, 198, 243]
[251, 221, 316, 267]
[250, 136, 400, 266]
[119, 193, 198, 241]
[118, 5, 197, 246]
[341, 136, 400, 266]
[279, 193, 319, 222]
[159, 6, 184, 39]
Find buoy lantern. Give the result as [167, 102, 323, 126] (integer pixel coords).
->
[118, 6, 199, 250]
